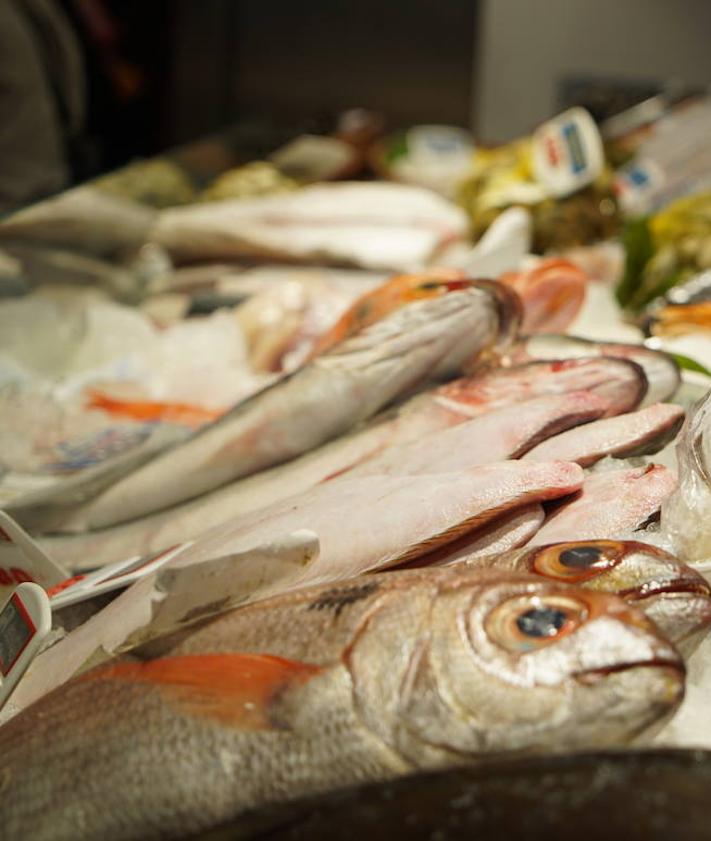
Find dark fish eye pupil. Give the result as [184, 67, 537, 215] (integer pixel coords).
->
[559, 546, 603, 568]
[516, 607, 567, 638]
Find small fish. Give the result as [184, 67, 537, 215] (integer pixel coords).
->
[0, 568, 682, 840]
[203, 749, 711, 841]
[511, 333, 681, 406]
[85, 390, 224, 428]
[452, 539, 711, 653]
[11, 279, 518, 531]
[529, 465, 677, 546]
[499, 258, 588, 334]
[523, 403, 685, 466]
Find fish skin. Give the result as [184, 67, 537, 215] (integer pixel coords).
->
[661, 389, 711, 565]
[528, 465, 678, 547]
[510, 334, 681, 406]
[34, 282, 510, 531]
[196, 750, 711, 841]
[523, 403, 685, 466]
[0, 568, 683, 841]
[450, 539, 711, 654]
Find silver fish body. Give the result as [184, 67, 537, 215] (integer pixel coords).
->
[0, 568, 681, 841]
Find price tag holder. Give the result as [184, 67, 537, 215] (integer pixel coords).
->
[48, 542, 191, 610]
[0, 583, 51, 710]
[0, 510, 68, 589]
[614, 157, 666, 216]
[532, 107, 604, 198]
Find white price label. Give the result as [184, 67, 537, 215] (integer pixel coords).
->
[0, 510, 68, 589]
[0, 583, 51, 709]
[532, 107, 604, 198]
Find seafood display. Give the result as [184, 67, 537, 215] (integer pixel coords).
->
[5, 103, 711, 841]
[0, 568, 684, 840]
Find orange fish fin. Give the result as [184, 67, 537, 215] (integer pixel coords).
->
[85, 389, 223, 428]
[84, 653, 322, 729]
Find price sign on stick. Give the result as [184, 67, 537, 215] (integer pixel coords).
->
[0, 583, 51, 710]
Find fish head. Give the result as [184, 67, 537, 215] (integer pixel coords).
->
[519, 540, 711, 654]
[308, 269, 472, 358]
[349, 570, 683, 768]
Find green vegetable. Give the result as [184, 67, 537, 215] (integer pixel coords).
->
[616, 216, 654, 310]
[669, 352, 711, 378]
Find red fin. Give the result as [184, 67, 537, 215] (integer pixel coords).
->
[84, 653, 322, 729]
[85, 390, 223, 427]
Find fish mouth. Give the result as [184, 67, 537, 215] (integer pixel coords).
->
[620, 578, 711, 601]
[574, 657, 685, 685]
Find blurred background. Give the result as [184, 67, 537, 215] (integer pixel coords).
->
[4, 0, 711, 210]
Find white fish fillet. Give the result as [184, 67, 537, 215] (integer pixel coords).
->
[151, 182, 468, 270]
[172, 461, 585, 587]
[523, 403, 685, 466]
[346, 391, 607, 478]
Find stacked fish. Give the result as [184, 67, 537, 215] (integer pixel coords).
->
[1, 271, 711, 841]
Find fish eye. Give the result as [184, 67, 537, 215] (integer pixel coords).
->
[485, 594, 587, 653]
[531, 541, 624, 583]
[516, 606, 567, 638]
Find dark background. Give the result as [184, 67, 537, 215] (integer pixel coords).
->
[66, 0, 479, 179]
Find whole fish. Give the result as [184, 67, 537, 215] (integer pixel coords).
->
[11, 279, 519, 531]
[199, 749, 711, 841]
[510, 333, 681, 406]
[150, 181, 469, 270]
[523, 403, 685, 466]
[662, 389, 711, 564]
[306, 268, 472, 359]
[451, 539, 711, 654]
[40, 391, 599, 570]
[0, 568, 683, 840]
[37, 354, 647, 569]
[529, 465, 677, 546]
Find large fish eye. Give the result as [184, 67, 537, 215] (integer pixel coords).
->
[530, 541, 624, 583]
[485, 594, 587, 653]
[516, 606, 567, 638]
